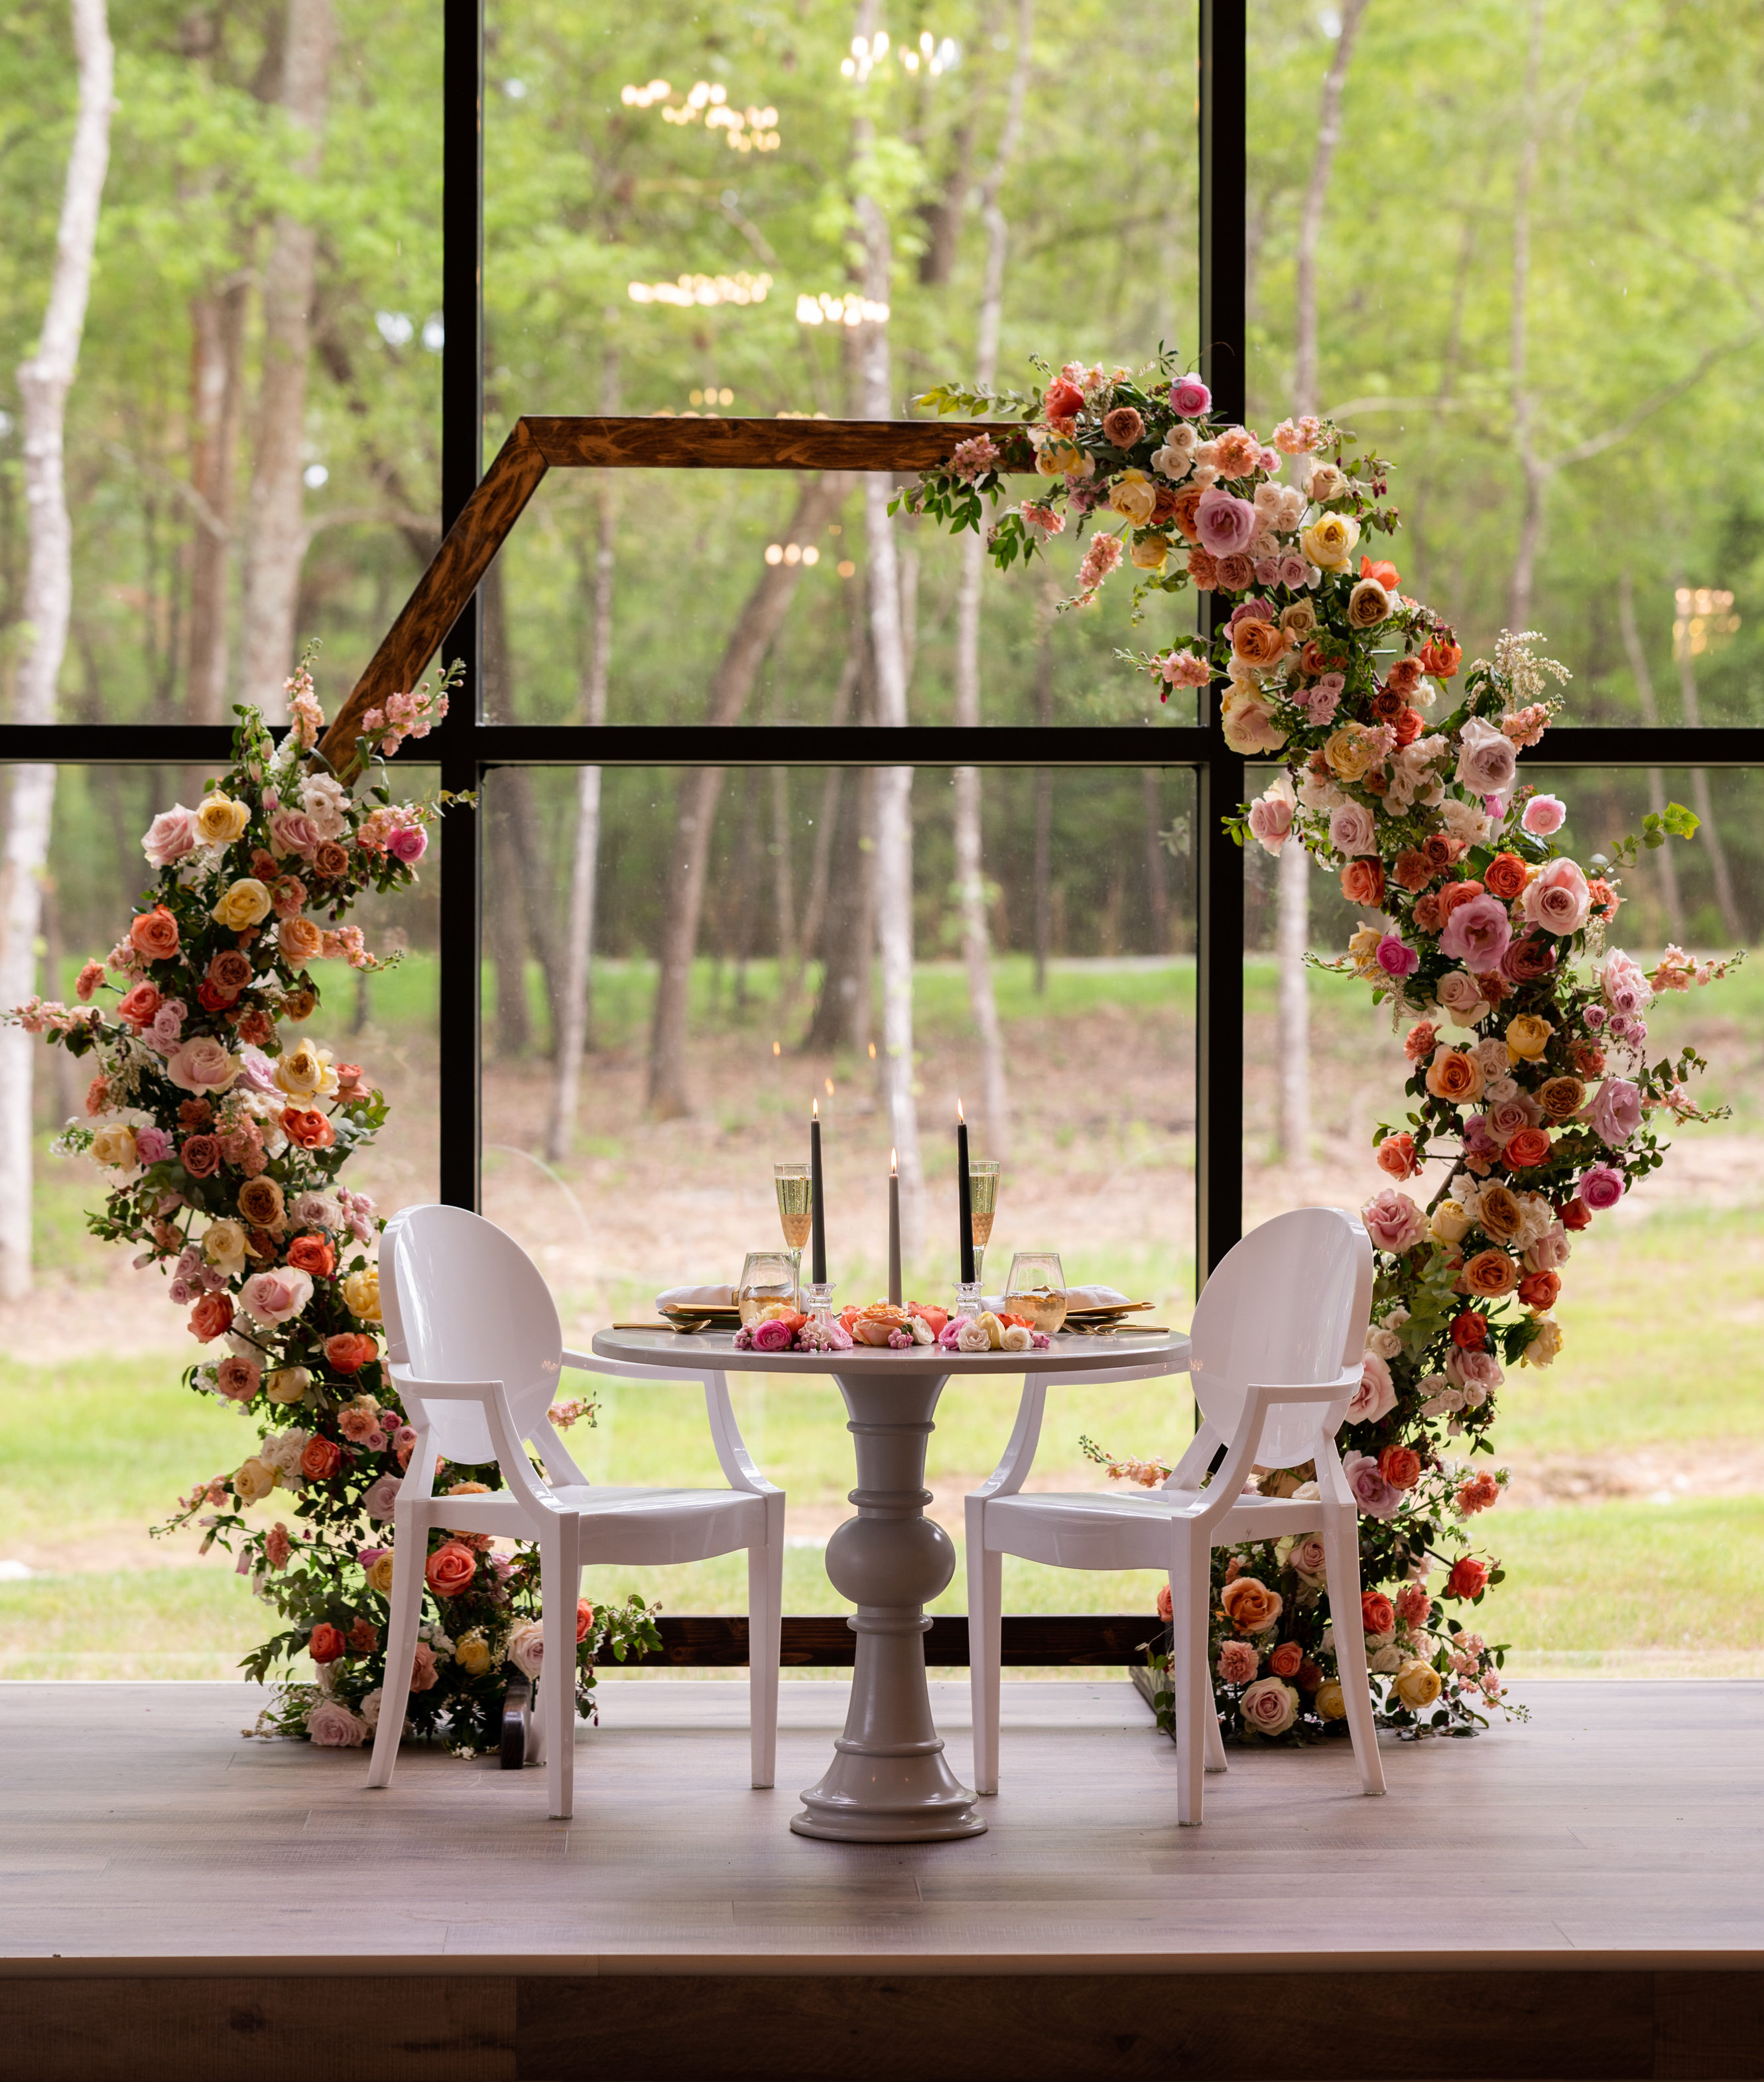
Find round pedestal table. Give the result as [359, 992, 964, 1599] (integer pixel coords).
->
[590, 1326, 1188, 1844]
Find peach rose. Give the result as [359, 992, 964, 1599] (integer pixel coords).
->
[424, 1540, 478, 1598]
[1361, 1590, 1396, 1636]
[188, 1292, 234, 1343]
[325, 1332, 379, 1375]
[129, 906, 180, 961]
[1424, 1048, 1485, 1105]
[409, 1642, 440, 1693]
[279, 915, 325, 965]
[1220, 1576, 1284, 1635]
[1340, 858, 1386, 908]
[1375, 1132, 1421, 1180]
[1230, 616, 1287, 668]
[1463, 1249, 1518, 1298]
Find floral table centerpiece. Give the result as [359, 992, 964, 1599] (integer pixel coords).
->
[8, 660, 658, 1750]
[908, 353, 1737, 1739]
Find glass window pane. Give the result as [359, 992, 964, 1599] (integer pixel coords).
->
[479, 761, 1198, 1625]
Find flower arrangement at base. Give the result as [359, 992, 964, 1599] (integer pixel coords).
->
[914, 355, 1739, 1741]
[7, 658, 660, 1753]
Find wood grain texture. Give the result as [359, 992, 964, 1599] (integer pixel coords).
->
[525, 415, 1034, 473]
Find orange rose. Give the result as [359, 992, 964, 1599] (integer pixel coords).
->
[576, 1598, 596, 1644]
[287, 1234, 336, 1278]
[188, 1292, 234, 1343]
[1518, 1268, 1561, 1312]
[279, 915, 325, 964]
[1392, 705, 1423, 747]
[129, 905, 180, 961]
[1360, 554, 1401, 590]
[1170, 485, 1206, 542]
[1560, 1197, 1592, 1231]
[1483, 852, 1529, 902]
[281, 1107, 336, 1150]
[1505, 1127, 1552, 1168]
[1220, 1576, 1284, 1635]
[308, 1623, 346, 1664]
[1436, 878, 1486, 923]
[424, 1540, 479, 1598]
[1340, 859, 1385, 908]
[1268, 1641, 1303, 1678]
[1376, 1132, 1421, 1180]
[1424, 1050, 1483, 1105]
[324, 1331, 379, 1375]
[1464, 1249, 1518, 1298]
[1418, 637, 1462, 677]
[300, 1436, 343, 1481]
[1378, 1443, 1422, 1490]
[1231, 617, 1287, 668]
[1361, 1591, 1395, 1636]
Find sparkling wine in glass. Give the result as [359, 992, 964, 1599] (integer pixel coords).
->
[773, 1162, 812, 1298]
[967, 1159, 1000, 1288]
[1002, 1250, 1067, 1335]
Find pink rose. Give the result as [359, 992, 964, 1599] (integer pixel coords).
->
[1521, 857, 1590, 937]
[1600, 949, 1653, 1016]
[1361, 1188, 1426, 1255]
[1445, 1346, 1503, 1393]
[306, 1699, 368, 1748]
[1169, 374, 1212, 416]
[1437, 894, 1512, 971]
[1578, 1161, 1626, 1210]
[751, 1317, 794, 1353]
[1329, 802, 1377, 857]
[1239, 1676, 1298, 1735]
[362, 1473, 403, 1520]
[1342, 1449, 1402, 1520]
[1521, 794, 1566, 836]
[269, 808, 321, 859]
[1583, 1077, 1642, 1148]
[1454, 717, 1517, 798]
[1195, 486, 1259, 557]
[135, 1127, 171, 1164]
[165, 1037, 240, 1095]
[1436, 971, 1489, 1026]
[1376, 934, 1419, 979]
[1247, 792, 1292, 854]
[1487, 1093, 1541, 1145]
[1346, 1353, 1397, 1425]
[142, 804, 198, 869]
[387, 826, 427, 865]
[241, 1266, 314, 1325]
[409, 1642, 440, 1693]
[1216, 1640, 1259, 1685]
[1500, 934, 1558, 985]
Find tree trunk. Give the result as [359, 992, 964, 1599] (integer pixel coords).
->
[1670, 572, 1743, 943]
[647, 473, 853, 1117]
[1273, 0, 1363, 1170]
[546, 348, 620, 1162]
[732, 780, 759, 1012]
[239, 0, 334, 720]
[0, 0, 111, 1302]
[803, 767, 875, 1057]
[507, 765, 563, 1051]
[37, 878, 80, 1127]
[1616, 569, 1685, 940]
[1505, 0, 1547, 637]
[770, 765, 798, 999]
[1142, 767, 1170, 954]
[186, 279, 248, 726]
[796, 643, 861, 1033]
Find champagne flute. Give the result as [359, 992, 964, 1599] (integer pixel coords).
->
[967, 1159, 1000, 1289]
[773, 1160, 812, 1300]
[1002, 1250, 1067, 1335]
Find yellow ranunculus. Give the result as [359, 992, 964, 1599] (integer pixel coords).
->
[1129, 532, 1168, 572]
[365, 1550, 396, 1595]
[1428, 1199, 1471, 1245]
[233, 1456, 276, 1505]
[454, 1630, 493, 1678]
[343, 1268, 382, 1324]
[1347, 926, 1383, 979]
[274, 1039, 336, 1101]
[1300, 512, 1361, 570]
[1505, 1012, 1555, 1063]
[1392, 1658, 1443, 1712]
[1314, 1680, 1347, 1721]
[90, 1123, 138, 1169]
[266, 1366, 310, 1406]
[1324, 724, 1379, 782]
[194, 794, 251, 847]
[204, 1218, 249, 1272]
[1107, 469, 1156, 525]
[212, 878, 273, 930]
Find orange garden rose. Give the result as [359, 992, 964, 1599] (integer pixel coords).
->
[286, 1234, 336, 1278]
[1505, 1127, 1553, 1168]
[281, 1107, 336, 1150]
[1170, 485, 1206, 541]
[1463, 1249, 1519, 1299]
[1219, 1576, 1284, 1635]
[1418, 635, 1462, 676]
[1361, 1591, 1396, 1636]
[1483, 851, 1530, 902]
[1424, 1049, 1484, 1105]
[300, 1436, 342, 1481]
[1378, 1444, 1422, 1491]
[1517, 1269, 1561, 1312]
[188, 1292, 233, 1342]
[1340, 858, 1385, 908]
[129, 905, 180, 961]
[279, 915, 325, 964]
[1231, 616, 1287, 668]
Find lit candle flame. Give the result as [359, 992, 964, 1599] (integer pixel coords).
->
[890, 1146, 898, 1176]
[812, 1097, 819, 1119]
[957, 1098, 966, 1125]
[773, 1040, 781, 1057]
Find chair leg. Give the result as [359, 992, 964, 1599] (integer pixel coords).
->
[1170, 1530, 1211, 1826]
[1322, 1511, 1387, 1797]
[966, 1500, 1002, 1795]
[1170, 1562, 1227, 1773]
[541, 1518, 582, 1819]
[747, 1493, 784, 1789]
[366, 1516, 426, 1789]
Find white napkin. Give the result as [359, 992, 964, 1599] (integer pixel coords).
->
[1065, 1284, 1132, 1310]
[655, 1284, 735, 1310]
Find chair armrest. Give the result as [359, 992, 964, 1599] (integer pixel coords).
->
[701, 1372, 780, 1497]
[972, 1380, 1048, 1500]
[387, 1364, 559, 1515]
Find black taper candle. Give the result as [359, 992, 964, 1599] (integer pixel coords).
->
[956, 1103, 975, 1284]
[810, 1099, 827, 1284]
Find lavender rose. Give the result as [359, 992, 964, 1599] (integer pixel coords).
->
[1583, 1077, 1643, 1148]
[1342, 1449, 1402, 1519]
[1328, 801, 1377, 857]
[361, 1474, 402, 1522]
[1194, 485, 1258, 557]
[1454, 717, 1517, 797]
[1438, 894, 1512, 971]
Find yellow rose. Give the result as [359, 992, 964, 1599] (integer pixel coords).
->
[1300, 512, 1361, 571]
[233, 1456, 276, 1505]
[90, 1123, 138, 1169]
[1505, 1013, 1555, 1063]
[1107, 469, 1156, 525]
[973, 1310, 1005, 1351]
[1347, 578, 1391, 628]
[1035, 436, 1083, 478]
[204, 1219, 249, 1273]
[212, 878, 273, 930]
[274, 1039, 337, 1101]
[1324, 725, 1378, 782]
[1429, 1199, 1471, 1245]
[266, 1366, 310, 1406]
[194, 794, 251, 847]
[1347, 926, 1383, 979]
[1129, 533, 1168, 572]
[1521, 1316, 1564, 1368]
[365, 1550, 397, 1595]
[343, 1268, 381, 1323]
[1392, 1658, 1442, 1711]
[454, 1630, 493, 1678]
[1314, 1680, 1347, 1721]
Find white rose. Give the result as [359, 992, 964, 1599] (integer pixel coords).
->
[1369, 1644, 1407, 1674]
[299, 774, 351, 841]
[507, 1619, 546, 1678]
[956, 1321, 992, 1354]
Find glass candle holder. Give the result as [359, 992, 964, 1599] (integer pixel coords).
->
[803, 1279, 837, 1327]
[954, 1280, 985, 1320]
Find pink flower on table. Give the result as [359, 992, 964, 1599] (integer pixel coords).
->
[751, 1317, 795, 1353]
[1346, 1353, 1397, 1426]
[1195, 486, 1259, 558]
[1577, 1162, 1626, 1211]
[1376, 934, 1419, 979]
[1170, 375, 1212, 416]
[1521, 794, 1566, 836]
[1342, 1450, 1402, 1520]
[1361, 1188, 1426, 1255]
[1521, 857, 1591, 937]
[1438, 894, 1512, 971]
[1216, 1640, 1259, 1685]
[938, 1319, 966, 1351]
[1582, 1077, 1643, 1148]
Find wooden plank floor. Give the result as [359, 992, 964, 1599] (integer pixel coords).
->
[1, 1677, 1759, 1968]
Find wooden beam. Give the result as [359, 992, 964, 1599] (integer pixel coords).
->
[636, 1614, 1164, 1668]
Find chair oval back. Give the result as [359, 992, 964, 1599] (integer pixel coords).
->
[1188, 1207, 1373, 1469]
[380, 1204, 564, 1467]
